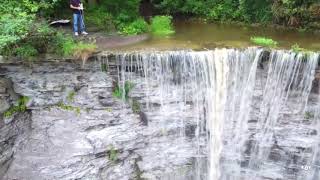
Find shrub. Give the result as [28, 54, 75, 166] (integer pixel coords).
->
[85, 7, 113, 31]
[151, 16, 175, 36]
[120, 18, 149, 35]
[250, 36, 278, 48]
[15, 44, 38, 60]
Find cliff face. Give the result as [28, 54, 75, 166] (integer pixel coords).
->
[0, 60, 196, 180]
[0, 49, 319, 180]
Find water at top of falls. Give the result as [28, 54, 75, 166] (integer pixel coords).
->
[104, 47, 320, 180]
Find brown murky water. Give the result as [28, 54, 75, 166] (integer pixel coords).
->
[119, 21, 320, 51]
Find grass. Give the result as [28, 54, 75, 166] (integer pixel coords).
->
[55, 32, 97, 58]
[112, 81, 134, 100]
[151, 16, 175, 36]
[250, 36, 278, 48]
[3, 96, 29, 118]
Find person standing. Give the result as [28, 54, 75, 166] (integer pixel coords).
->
[70, 0, 88, 36]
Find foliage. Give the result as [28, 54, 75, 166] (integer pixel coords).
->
[0, 0, 61, 54]
[85, 7, 114, 32]
[4, 96, 30, 118]
[15, 44, 38, 60]
[120, 18, 149, 35]
[151, 16, 175, 36]
[113, 81, 135, 100]
[250, 37, 278, 48]
[152, 0, 319, 28]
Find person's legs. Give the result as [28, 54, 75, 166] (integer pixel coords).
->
[73, 13, 79, 35]
[79, 12, 88, 35]
[79, 13, 85, 32]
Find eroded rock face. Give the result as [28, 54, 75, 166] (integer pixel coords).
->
[0, 60, 196, 180]
[0, 50, 319, 180]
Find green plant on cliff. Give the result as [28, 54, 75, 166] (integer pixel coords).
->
[131, 99, 141, 113]
[250, 36, 278, 48]
[108, 145, 118, 162]
[3, 96, 30, 118]
[67, 91, 76, 102]
[113, 81, 135, 100]
[305, 111, 314, 120]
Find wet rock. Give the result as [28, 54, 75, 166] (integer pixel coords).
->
[0, 60, 196, 180]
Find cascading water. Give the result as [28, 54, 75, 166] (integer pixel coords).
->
[104, 47, 320, 180]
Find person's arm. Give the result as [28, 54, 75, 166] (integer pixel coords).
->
[70, 4, 80, 10]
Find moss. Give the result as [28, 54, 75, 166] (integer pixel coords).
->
[108, 145, 118, 163]
[105, 107, 112, 112]
[131, 99, 141, 114]
[67, 91, 76, 102]
[57, 102, 81, 115]
[305, 111, 314, 120]
[3, 96, 29, 118]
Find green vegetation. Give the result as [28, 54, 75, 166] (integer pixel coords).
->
[108, 145, 118, 162]
[250, 37, 278, 48]
[101, 63, 108, 72]
[152, 0, 320, 29]
[305, 111, 314, 119]
[113, 81, 135, 100]
[0, 0, 97, 60]
[151, 16, 175, 36]
[57, 102, 81, 115]
[54, 33, 96, 57]
[3, 96, 30, 118]
[85, 7, 114, 32]
[131, 99, 141, 113]
[291, 43, 307, 53]
[120, 18, 149, 35]
[67, 91, 76, 102]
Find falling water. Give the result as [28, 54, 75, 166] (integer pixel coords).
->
[103, 48, 320, 180]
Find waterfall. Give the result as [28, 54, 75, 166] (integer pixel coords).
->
[105, 48, 320, 180]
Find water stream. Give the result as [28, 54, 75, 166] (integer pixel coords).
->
[105, 48, 320, 180]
